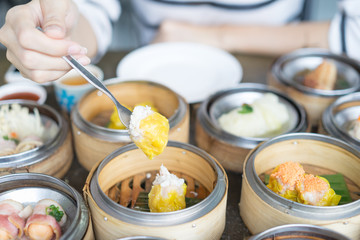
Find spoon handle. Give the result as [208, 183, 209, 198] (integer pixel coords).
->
[62, 55, 131, 127]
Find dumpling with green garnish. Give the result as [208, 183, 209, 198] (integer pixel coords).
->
[24, 199, 66, 240]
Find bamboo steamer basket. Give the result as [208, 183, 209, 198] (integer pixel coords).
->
[268, 48, 360, 128]
[249, 224, 350, 240]
[83, 141, 228, 240]
[195, 83, 309, 173]
[71, 80, 189, 171]
[239, 132, 360, 239]
[0, 100, 73, 178]
[0, 173, 93, 240]
[319, 92, 360, 152]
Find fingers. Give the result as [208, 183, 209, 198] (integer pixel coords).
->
[6, 53, 70, 83]
[40, 0, 72, 39]
[9, 3, 83, 56]
[0, 2, 90, 84]
[7, 47, 88, 71]
[7, 50, 91, 83]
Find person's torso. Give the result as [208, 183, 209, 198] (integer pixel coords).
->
[130, 0, 306, 44]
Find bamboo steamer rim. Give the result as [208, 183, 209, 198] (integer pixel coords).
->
[0, 173, 89, 239]
[271, 48, 360, 97]
[0, 100, 69, 168]
[322, 92, 360, 152]
[197, 83, 308, 149]
[243, 132, 360, 221]
[71, 80, 188, 142]
[249, 224, 351, 240]
[88, 141, 228, 227]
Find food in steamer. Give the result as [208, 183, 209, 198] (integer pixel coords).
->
[25, 199, 66, 240]
[266, 162, 305, 202]
[0, 104, 58, 157]
[0, 199, 32, 240]
[106, 165, 206, 213]
[129, 105, 169, 159]
[0, 199, 67, 240]
[303, 60, 337, 90]
[293, 60, 351, 91]
[296, 174, 341, 206]
[107, 101, 158, 130]
[267, 162, 341, 206]
[348, 115, 360, 140]
[218, 93, 290, 138]
[148, 164, 187, 212]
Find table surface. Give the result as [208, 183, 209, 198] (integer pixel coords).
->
[0, 49, 276, 239]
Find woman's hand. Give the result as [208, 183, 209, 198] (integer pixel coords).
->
[0, 0, 90, 83]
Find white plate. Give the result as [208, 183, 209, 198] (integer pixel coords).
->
[116, 42, 243, 103]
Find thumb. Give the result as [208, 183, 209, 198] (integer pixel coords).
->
[40, 0, 70, 39]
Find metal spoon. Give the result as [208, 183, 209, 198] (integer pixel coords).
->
[62, 55, 132, 128]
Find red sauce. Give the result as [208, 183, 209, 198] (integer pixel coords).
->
[0, 92, 40, 101]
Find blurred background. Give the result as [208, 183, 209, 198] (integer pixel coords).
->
[0, 0, 338, 51]
[112, 0, 338, 51]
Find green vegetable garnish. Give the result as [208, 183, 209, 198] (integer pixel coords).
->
[2, 136, 19, 144]
[238, 103, 253, 114]
[46, 204, 64, 222]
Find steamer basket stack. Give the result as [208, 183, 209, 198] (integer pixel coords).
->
[239, 133, 360, 239]
[84, 141, 228, 240]
[195, 83, 309, 173]
[267, 48, 360, 128]
[0, 100, 73, 178]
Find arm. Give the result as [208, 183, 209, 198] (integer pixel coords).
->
[153, 20, 330, 56]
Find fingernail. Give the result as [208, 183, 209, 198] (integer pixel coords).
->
[44, 25, 64, 37]
[68, 45, 88, 55]
[68, 45, 81, 54]
[80, 47, 88, 55]
[77, 56, 91, 65]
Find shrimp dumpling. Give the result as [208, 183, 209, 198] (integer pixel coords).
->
[129, 106, 169, 159]
[267, 162, 305, 201]
[148, 165, 187, 212]
[296, 174, 341, 206]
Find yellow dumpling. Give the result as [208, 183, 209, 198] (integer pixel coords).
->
[135, 101, 158, 112]
[296, 175, 341, 206]
[267, 162, 341, 206]
[108, 106, 129, 129]
[267, 162, 305, 202]
[148, 164, 187, 212]
[129, 105, 169, 159]
[108, 102, 158, 130]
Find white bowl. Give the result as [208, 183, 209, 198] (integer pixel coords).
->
[0, 82, 47, 104]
